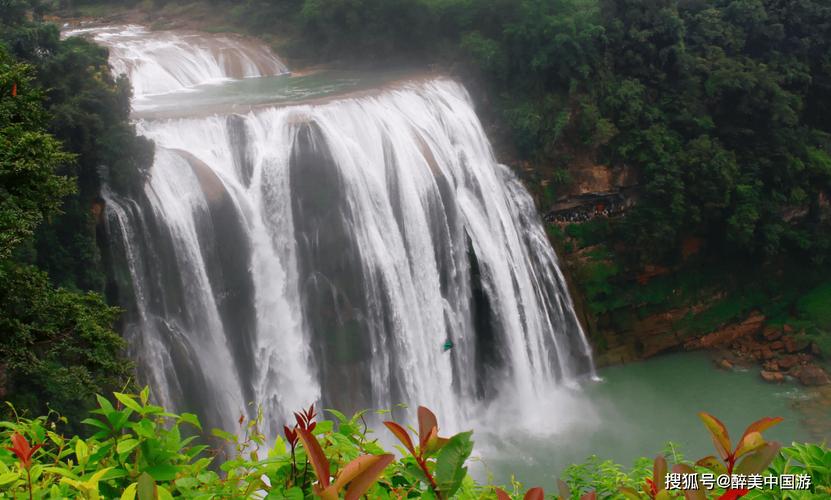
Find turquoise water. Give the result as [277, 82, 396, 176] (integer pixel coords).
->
[474, 352, 816, 488]
[133, 69, 413, 119]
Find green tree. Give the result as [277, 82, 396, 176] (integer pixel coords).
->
[0, 50, 72, 260]
[0, 47, 132, 428]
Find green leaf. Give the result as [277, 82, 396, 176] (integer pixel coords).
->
[115, 392, 144, 414]
[619, 486, 640, 499]
[117, 438, 140, 455]
[283, 487, 304, 500]
[211, 428, 237, 443]
[326, 409, 348, 423]
[96, 394, 115, 414]
[179, 413, 202, 431]
[157, 485, 174, 500]
[120, 482, 137, 500]
[145, 471, 164, 499]
[434, 431, 473, 498]
[132, 419, 156, 439]
[0, 472, 19, 487]
[174, 477, 199, 489]
[81, 418, 109, 432]
[111, 409, 133, 431]
[145, 463, 180, 481]
[314, 420, 334, 434]
[76, 439, 90, 466]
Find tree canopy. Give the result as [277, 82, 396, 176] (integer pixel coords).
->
[63, 0, 831, 266]
[0, 4, 140, 426]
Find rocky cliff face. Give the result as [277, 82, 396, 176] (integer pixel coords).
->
[529, 152, 830, 394]
[543, 159, 638, 224]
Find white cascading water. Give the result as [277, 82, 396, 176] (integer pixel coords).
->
[64, 25, 289, 102]
[76, 26, 595, 434]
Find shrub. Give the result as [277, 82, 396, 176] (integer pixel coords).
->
[0, 391, 828, 499]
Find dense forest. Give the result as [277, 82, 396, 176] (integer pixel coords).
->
[3, 0, 831, 450]
[1, 0, 151, 426]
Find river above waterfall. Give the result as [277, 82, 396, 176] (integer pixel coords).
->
[129, 69, 422, 119]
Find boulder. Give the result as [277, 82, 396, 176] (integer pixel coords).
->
[760, 370, 785, 383]
[778, 355, 800, 370]
[794, 365, 831, 386]
[689, 312, 766, 349]
[762, 326, 783, 341]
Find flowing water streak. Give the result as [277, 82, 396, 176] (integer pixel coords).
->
[85, 25, 595, 433]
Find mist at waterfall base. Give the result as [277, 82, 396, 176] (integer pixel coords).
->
[475, 352, 811, 486]
[68, 24, 814, 489]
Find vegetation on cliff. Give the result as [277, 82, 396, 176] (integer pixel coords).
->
[1, 3, 146, 426]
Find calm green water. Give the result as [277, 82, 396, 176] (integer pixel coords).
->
[133, 69, 412, 119]
[473, 352, 816, 488]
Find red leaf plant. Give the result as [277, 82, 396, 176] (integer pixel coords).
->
[696, 413, 783, 500]
[296, 425, 393, 500]
[282, 404, 317, 488]
[384, 406, 449, 498]
[6, 432, 42, 500]
[6, 432, 42, 470]
[295, 404, 317, 433]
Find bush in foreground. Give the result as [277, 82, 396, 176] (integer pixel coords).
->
[0, 389, 829, 498]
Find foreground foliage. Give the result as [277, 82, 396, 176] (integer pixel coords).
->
[0, 389, 828, 499]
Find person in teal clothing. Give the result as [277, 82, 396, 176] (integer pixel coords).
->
[443, 339, 453, 352]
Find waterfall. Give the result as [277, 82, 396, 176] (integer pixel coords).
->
[80, 26, 594, 433]
[63, 25, 289, 103]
